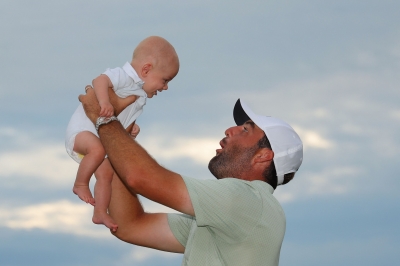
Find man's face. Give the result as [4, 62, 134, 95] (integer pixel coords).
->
[208, 120, 265, 179]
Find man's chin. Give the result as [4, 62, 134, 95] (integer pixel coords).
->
[208, 156, 224, 179]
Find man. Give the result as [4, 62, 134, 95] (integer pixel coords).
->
[79, 88, 303, 266]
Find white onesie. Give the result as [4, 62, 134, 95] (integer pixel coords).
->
[65, 62, 147, 163]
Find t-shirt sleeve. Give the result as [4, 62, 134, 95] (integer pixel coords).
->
[182, 176, 263, 242]
[167, 213, 194, 247]
[102, 67, 133, 94]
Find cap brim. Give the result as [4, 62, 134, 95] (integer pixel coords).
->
[234, 99, 251, 125]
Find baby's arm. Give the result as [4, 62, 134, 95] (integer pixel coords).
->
[92, 75, 114, 117]
[130, 123, 140, 139]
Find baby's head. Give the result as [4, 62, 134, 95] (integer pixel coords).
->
[131, 36, 180, 98]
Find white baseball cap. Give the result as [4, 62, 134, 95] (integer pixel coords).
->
[233, 99, 303, 185]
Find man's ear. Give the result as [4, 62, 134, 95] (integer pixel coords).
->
[253, 148, 274, 163]
[141, 63, 153, 77]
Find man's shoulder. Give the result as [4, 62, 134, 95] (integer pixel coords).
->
[181, 176, 272, 203]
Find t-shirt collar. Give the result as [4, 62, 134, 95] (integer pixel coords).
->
[123, 62, 144, 86]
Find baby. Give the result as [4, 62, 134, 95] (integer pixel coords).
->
[65, 36, 179, 231]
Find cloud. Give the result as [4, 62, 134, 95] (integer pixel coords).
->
[0, 127, 218, 187]
[0, 126, 33, 145]
[0, 200, 108, 238]
[391, 109, 400, 120]
[293, 126, 334, 149]
[0, 198, 179, 238]
[354, 51, 378, 67]
[0, 142, 77, 187]
[0, 199, 184, 265]
[275, 166, 363, 203]
[140, 136, 218, 164]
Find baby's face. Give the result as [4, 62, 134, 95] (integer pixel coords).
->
[142, 64, 178, 98]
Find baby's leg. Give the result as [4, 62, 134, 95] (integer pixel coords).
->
[92, 158, 118, 231]
[73, 131, 106, 206]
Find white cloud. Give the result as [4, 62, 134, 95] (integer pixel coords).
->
[0, 198, 183, 263]
[306, 167, 361, 195]
[139, 196, 179, 214]
[275, 166, 362, 203]
[354, 51, 377, 67]
[0, 198, 179, 238]
[0, 126, 32, 145]
[391, 110, 400, 120]
[0, 200, 108, 238]
[0, 142, 77, 186]
[0, 127, 218, 186]
[340, 123, 363, 135]
[313, 108, 330, 118]
[140, 136, 219, 164]
[293, 126, 333, 149]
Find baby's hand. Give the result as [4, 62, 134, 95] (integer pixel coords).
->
[99, 101, 114, 117]
[130, 124, 140, 139]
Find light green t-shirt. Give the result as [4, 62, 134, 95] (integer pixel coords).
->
[168, 176, 286, 266]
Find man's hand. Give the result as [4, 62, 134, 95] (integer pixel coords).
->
[79, 85, 138, 124]
[79, 86, 101, 124]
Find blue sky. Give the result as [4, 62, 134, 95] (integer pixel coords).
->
[1, 1, 399, 265]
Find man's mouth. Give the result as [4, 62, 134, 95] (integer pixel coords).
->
[216, 139, 225, 155]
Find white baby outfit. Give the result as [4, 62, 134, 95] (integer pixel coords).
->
[65, 62, 147, 163]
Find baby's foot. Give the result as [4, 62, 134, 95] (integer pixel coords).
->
[92, 211, 118, 232]
[73, 185, 95, 206]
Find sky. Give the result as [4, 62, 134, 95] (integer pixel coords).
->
[1, 0, 399, 265]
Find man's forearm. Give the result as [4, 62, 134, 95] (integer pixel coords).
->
[109, 171, 185, 253]
[109, 172, 144, 238]
[79, 86, 194, 215]
[97, 121, 164, 193]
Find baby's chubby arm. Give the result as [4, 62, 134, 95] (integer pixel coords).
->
[92, 74, 114, 117]
[130, 123, 140, 139]
[125, 122, 140, 139]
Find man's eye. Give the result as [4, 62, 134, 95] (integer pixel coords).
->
[243, 126, 248, 132]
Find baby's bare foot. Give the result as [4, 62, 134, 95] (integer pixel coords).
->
[73, 185, 95, 206]
[92, 211, 118, 232]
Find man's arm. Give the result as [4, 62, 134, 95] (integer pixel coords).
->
[96, 120, 194, 215]
[109, 172, 184, 253]
[80, 87, 194, 215]
[79, 87, 194, 249]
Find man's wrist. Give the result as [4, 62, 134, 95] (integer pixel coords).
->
[95, 116, 119, 132]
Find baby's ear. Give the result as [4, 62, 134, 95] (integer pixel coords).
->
[141, 63, 153, 76]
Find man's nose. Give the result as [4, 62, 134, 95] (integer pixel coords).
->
[225, 125, 241, 137]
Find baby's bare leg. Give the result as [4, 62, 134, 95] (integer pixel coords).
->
[92, 158, 118, 231]
[73, 131, 106, 206]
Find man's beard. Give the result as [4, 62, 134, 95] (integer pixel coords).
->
[208, 143, 257, 179]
